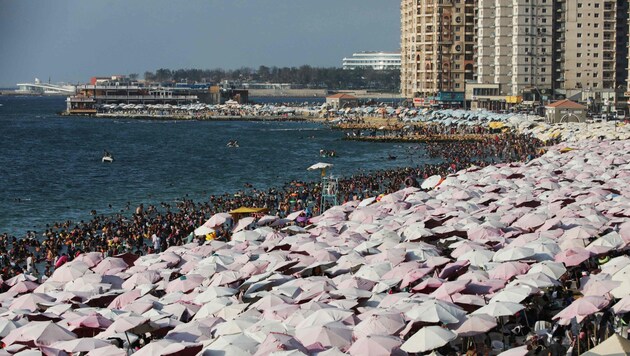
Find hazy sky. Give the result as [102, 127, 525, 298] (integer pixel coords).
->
[0, 0, 400, 87]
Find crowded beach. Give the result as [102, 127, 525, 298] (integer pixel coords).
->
[2, 115, 630, 355]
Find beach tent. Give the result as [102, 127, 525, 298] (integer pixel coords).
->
[581, 333, 630, 355]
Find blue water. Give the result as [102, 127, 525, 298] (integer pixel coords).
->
[0, 96, 430, 236]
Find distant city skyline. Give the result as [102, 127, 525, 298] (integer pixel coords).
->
[0, 0, 399, 87]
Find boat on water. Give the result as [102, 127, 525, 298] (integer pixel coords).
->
[102, 151, 114, 163]
[227, 140, 239, 148]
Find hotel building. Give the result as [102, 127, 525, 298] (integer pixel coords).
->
[342, 52, 401, 70]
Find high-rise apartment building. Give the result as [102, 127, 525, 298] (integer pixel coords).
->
[400, 0, 476, 102]
[402, 0, 630, 110]
[476, 0, 553, 97]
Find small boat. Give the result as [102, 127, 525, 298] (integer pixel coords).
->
[227, 140, 239, 148]
[102, 156, 114, 163]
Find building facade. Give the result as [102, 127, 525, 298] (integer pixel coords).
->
[402, 0, 630, 111]
[400, 0, 476, 104]
[342, 52, 401, 70]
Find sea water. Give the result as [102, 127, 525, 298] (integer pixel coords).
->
[0, 96, 431, 236]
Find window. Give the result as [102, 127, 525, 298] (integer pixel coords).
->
[578, 33, 582, 38]
[577, 43, 582, 48]
[577, 63, 582, 67]
[577, 53, 582, 57]
[593, 73, 598, 78]
[577, 73, 582, 77]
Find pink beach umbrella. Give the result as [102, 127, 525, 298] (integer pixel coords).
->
[453, 314, 498, 337]
[203, 212, 232, 228]
[165, 274, 204, 294]
[253, 333, 308, 356]
[74, 252, 104, 268]
[352, 312, 405, 339]
[295, 322, 353, 351]
[67, 314, 113, 332]
[92, 257, 128, 275]
[4, 273, 38, 287]
[512, 213, 548, 231]
[6, 280, 40, 295]
[488, 261, 531, 281]
[554, 248, 594, 267]
[9, 292, 55, 312]
[3, 321, 77, 347]
[232, 217, 256, 233]
[107, 289, 142, 310]
[347, 335, 405, 356]
[431, 279, 470, 301]
[552, 296, 610, 324]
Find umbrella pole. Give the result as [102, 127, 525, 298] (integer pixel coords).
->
[125, 331, 131, 352]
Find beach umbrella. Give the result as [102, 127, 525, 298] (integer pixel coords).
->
[9, 293, 55, 312]
[67, 314, 113, 333]
[453, 314, 498, 337]
[512, 213, 548, 231]
[552, 296, 609, 324]
[405, 299, 467, 324]
[201, 334, 260, 355]
[133, 339, 202, 356]
[492, 247, 535, 263]
[93, 258, 128, 275]
[49, 261, 91, 282]
[74, 252, 104, 268]
[253, 333, 309, 356]
[51, 338, 112, 353]
[400, 325, 457, 353]
[421, 175, 442, 190]
[257, 215, 279, 225]
[472, 302, 525, 317]
[98, 315, 157, 338]
[612, 295, 630, 314]
[581, 333, 630, 356]
[457, 249, 495, 267]
[488, 261, 530, 280]
[165, 274, 204, 294]
[352, 312, 405, 338]
[347, 335, 405, 356]
[489, 286, 536, 304]
[232, 217, 256, 233]
[3, 321, 77, 347]
[295, 322, 353, 350]
[0, 318, 27, 338]
[85, 344, 126, 356]
[121, 271, 161, 290]
[527, 261, 567, 279]
[6, 280, 40, 295]
[202, 213, 232, 228]
[581, 279, 620, 297]
[4, 274, 38, 287]
[554, 248, 593, 267]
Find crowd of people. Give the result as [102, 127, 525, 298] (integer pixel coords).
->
[0, 127, 553, 283]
